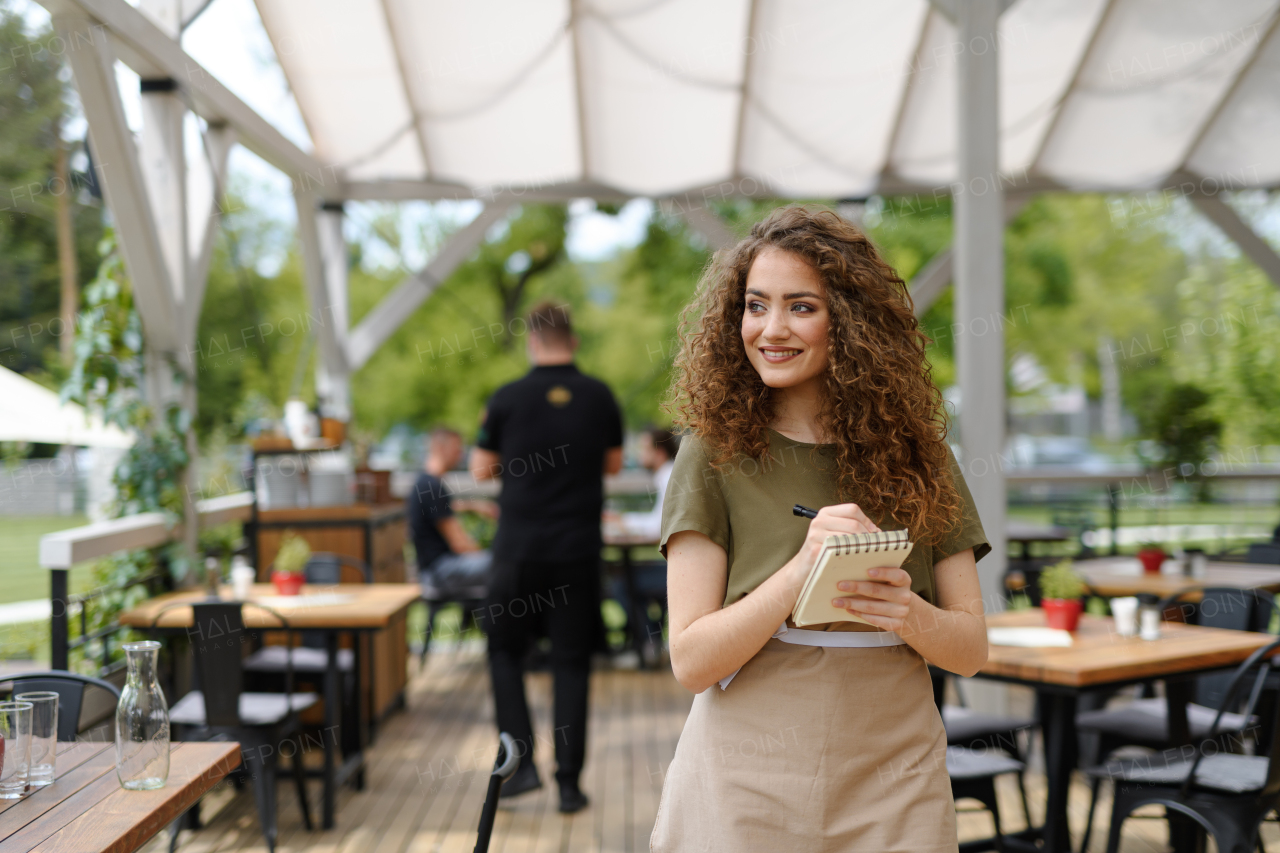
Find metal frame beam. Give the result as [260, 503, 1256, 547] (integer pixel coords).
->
[346, 202, 513, 371]
[53, 10, 180, 354]
[911, 195, 1031, 317]
[39, 0, 320, 181]
[1189, 191, 1280, 288]
[295, 192, 352, 416]
[953, 0, 1007, 607]
[185, 123, 235, 341]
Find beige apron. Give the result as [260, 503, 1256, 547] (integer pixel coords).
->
[651, 639, 957, 853]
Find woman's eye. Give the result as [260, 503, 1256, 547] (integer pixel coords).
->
[791, 303, 814, 313]
[747, 301, 765, 313]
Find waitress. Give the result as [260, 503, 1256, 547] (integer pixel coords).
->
[652, 206, 990, 852]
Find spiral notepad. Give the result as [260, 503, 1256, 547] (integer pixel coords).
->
[792, 530, 914, 627]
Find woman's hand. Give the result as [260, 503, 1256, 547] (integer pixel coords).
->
[793, 504, 880, 581]
[832, 567, 918, 633]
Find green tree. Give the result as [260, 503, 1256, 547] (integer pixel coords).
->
[0, 8, 104, 376]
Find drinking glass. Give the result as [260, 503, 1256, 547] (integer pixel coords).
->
[0, 701, 33, 799]
[15, 692, 58, 787]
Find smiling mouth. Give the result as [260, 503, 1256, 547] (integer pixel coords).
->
[760, 347, 803, 363]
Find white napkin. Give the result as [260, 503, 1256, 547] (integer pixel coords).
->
[987, 626, 1073, 647]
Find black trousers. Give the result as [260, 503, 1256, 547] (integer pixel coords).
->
[483, 557, 601, 785]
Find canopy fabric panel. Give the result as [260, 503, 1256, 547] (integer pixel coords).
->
[251, 0, 1280, 197]
[0, 367, 135, 448]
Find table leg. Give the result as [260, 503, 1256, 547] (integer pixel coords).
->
[352, 629, 366, 790]
[1164, 680, 1198, 853]
[1039, 691, 1079, 853]
[323, 631, 338, 829]
[620, 546, 645, 666]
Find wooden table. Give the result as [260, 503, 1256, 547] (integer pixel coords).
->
[1075, 556, 1280, 598]
[0, 740, 239, 853]
[119, 583, 420, 829]
[976, 609, 1276, 853]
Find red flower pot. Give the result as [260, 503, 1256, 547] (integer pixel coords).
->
[1042, 598, 1084, 631]
[271, 571, 305, 596]
[1137, 548, 1166, 575]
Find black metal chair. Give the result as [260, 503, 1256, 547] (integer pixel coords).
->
[156, 601, 319, 853]
[0, 671, 120, 741]
[1085, 636, 1280, 853]
[1247, 542, 1280, 565]
[932, 670, 1036, 830]
[1077, 586, 1279, 852]
[243, 552, 370, 677]
[418, 573, 486, 667]
[947, 745, 1026, 852]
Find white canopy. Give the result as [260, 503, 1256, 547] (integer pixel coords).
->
[253, 0, 1280, 200]
[0, 367, 135, 448]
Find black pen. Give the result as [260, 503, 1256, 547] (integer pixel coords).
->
[792, 504, 819, 519]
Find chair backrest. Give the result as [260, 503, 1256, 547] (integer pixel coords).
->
[1184, 637, 1280, 799]
[1196, 588, 1277, 633]
[1, 671, 121, 741]
[189, 602, 249, 728]
[304, 552, 371, 585]
[1248, 542, 1280, 565]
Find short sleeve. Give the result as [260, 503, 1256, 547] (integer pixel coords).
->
[659, 435, 731, 558]
[476, 391, 507, 451]
[933, 445, 992, 564]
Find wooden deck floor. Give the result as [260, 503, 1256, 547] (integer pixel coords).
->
[148, 646, 1280, 853]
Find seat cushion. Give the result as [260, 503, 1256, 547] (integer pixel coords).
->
[945, 746, 1025, 781]
[242, 645, 354, 673]
[1076, 697, 1253, 746]
[1086, 753, 1269, 795]
[942, 705, 1036, 747]
[169, 690, 319, 727]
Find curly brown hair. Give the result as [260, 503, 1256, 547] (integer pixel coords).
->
[667, 205, 962, 542]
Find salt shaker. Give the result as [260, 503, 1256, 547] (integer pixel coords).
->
[1138, 593, 1162, 641]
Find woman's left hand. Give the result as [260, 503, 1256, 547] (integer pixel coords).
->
[832, 568, 918, 632]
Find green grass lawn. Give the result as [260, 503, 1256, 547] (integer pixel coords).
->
[0, 516, 97, 605]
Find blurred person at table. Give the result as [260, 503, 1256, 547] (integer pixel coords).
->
[407, 428, 497, 598]
[470, 301, 623, 813]
[616, 426, 680, 539]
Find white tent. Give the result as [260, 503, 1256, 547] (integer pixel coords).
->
[0, 366, 134, 448]
[254, 0, 1280, 199]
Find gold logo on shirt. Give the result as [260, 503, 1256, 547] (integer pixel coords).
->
[547, 385, 573, 407]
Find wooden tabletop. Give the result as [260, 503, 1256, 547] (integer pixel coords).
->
[0, 740, 239, 853]
[980, 609, 1276, 688]
[1075, 557, 1280, 598]
[118, 583, 422, 630]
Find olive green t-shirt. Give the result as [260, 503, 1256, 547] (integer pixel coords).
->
[660, 430, 990, 629]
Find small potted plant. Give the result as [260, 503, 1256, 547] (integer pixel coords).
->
[1039, 559, 1087, 631]
[271, 532, 310, 596]
[1136, 542, 1166, 575]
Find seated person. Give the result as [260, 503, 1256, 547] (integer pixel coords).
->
[612, 427, 679, 657]
[619, 426, 679, 538]
[407, 427, 496, 597]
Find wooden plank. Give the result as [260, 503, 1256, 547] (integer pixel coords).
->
[0, 743, 114, 830]
[118, 584, 421, 630]
[982, 610, 1276, 686]
[26, 743, 240, 853]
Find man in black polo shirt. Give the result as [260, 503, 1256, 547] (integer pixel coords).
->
[470, 301, 623, 813]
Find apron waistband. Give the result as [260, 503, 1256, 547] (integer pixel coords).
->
[717, 624, 906, 689]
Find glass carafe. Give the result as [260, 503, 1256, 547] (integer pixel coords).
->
[115, 640, 170, 789]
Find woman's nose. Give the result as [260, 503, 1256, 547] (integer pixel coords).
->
[763, 309, 789, 341]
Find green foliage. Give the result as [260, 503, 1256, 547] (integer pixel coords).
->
[0, 9, 104, 374]
[1038, 559, 1086, 601]
[273, 532, 311, 575]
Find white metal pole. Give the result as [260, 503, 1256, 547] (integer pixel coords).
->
[954, 0, 1007, 606]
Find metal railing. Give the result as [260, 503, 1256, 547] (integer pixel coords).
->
[41, 492, 254, 673]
